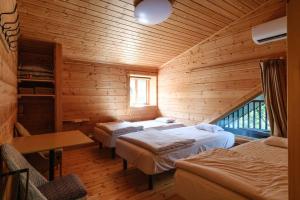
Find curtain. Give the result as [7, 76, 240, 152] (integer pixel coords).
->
[260, 59, 287, 138]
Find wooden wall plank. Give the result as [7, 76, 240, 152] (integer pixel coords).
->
[287, 0, 300, 199]
[55, 43, 63, 131]
[0, 1, 18, 144]
[158, 0, 286, 125]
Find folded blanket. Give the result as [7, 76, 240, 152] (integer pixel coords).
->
[176, 149, 288, 200]
[264, 136, 288, 149]
[119, 129, 195, 154]
[95, 121, 143, 135]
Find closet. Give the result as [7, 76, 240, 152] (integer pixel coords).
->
[17, 39, 62, 134]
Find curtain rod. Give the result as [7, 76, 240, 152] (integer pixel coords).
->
[260, 56, 286, 63]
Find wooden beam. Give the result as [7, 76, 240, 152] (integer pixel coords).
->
[55, 43, 63, 131]
[287, 0, 300, 199]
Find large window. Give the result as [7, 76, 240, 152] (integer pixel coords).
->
[130, 75, 156, 107]
[216, 94, 270, 138]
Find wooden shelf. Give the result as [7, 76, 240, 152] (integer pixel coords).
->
[18, 79, 55, 83]
[18, 94, 55, 98]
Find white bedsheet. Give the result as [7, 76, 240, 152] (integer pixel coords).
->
[116, 126, 235, 174]
[161, 126, 235, 150]
[119, 129, 195, 154]
[94, 120, 185, 148]
[175, 139, 288, 200]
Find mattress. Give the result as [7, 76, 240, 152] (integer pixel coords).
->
[116, 126, 235, 175]
[119, 129, 196, 154]
[93, 120, 184, 148]
[95, 121, 143, 135]
[175, 170, 248, 200]
[175, 139, 288, 200]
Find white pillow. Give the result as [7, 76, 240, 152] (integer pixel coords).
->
[155, 117, 175, 123]
[195, 123, 224, 133]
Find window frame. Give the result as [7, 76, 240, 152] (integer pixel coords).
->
[129, 76, 151, 107]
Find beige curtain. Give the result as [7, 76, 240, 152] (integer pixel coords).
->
[260, 59, 287, 138]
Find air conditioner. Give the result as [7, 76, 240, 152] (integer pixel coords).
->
[252, 16, 287, 45]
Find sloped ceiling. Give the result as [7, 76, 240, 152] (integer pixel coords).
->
[18, 0, 268, 67]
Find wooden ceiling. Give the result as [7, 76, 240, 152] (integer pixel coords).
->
[17, 0, 269, 67]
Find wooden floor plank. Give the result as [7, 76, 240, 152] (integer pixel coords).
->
[56, 145, 183, 200]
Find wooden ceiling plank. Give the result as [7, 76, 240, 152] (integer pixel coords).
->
[243, 0, 263, 9]
[19, 29, 177, 62]
[197, 0, 285, 43]
[175, 0, 233, 25]
[53, 0, 208, 39]
[237, 0, 257, 10]
[19, 15, 191, 53]
[223, 0, 252, 16]
[251, 0, 266, 7]
[18, 11, 194, 49]
[18, 0, 269, 67]
[81, 0, 221, 34]
[20, 4, 198, 49]
[171, 6, 225, 29]
[169, 12, 220, 33]
[19, 0, 202, 43]
[190, 0, 239, 20]
[214, 0, 247, 17]
[222, 0, 253, 14]
[117, 0, 232, 29]
[101, 0, 226, 30]
[19, 27, 179, 62]
[160, 0, 284, 69]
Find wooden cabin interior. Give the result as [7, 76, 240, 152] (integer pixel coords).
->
[0, 0, 299, 199]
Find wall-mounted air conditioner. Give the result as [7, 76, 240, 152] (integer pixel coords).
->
[252, 16, 287, 45]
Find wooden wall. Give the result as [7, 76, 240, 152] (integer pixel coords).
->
[288, 0, 300, 199]
[158, 0, 287, 125]
[0, 36, 17, 143]
[61, 60, 158, 134]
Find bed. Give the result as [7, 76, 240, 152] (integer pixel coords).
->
[115, 125, 235, 189]
[174, 137, 288, 200]
[93, 118, 184, 158]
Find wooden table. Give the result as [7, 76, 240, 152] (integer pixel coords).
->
[10, 130, 93, 181]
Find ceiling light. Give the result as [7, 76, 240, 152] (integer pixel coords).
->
[134, 0, 173, 25]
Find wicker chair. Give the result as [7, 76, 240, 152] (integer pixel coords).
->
[1, 144, 87, 200]
[14, 122, 63, 177]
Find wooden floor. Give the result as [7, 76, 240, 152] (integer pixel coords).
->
[57, 145, 184, 200]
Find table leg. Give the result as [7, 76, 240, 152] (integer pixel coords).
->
[111, 148, 116, 159]
[49, 150, 55, 181]
[148, 175, 154, 190]
[123, 159, 127, 170]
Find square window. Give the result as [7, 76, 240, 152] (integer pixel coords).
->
[129, 75, 156, 107]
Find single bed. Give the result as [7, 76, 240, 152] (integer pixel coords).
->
[93, 118, 184, 158]
[116, 125, 235, 189]
[174, 137, 288, 200]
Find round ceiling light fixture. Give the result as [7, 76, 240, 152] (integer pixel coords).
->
[134, 0, 173, 25]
